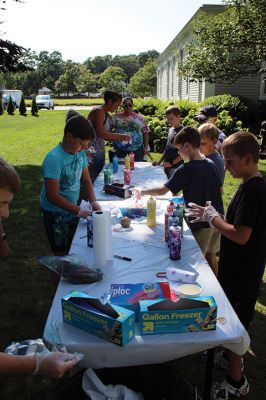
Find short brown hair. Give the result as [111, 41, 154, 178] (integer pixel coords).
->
[0, 157, 20, 193]
[174, 126, 200, 148]
[198, 123, 218, 141]
[221, 131, 259, 163]
[165, 106, 181, 117]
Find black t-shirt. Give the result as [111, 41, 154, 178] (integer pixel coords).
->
[165, 158, 224, 231]
[218, 176, 266, 298]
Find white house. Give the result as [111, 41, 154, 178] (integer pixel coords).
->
[156, 4, 265, 103]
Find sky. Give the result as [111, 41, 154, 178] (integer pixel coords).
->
[2, 0, 222, 62]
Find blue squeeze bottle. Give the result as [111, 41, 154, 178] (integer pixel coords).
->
[113, 155, 119, 173]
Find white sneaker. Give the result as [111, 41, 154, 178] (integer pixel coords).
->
[213, 376, 250, 399]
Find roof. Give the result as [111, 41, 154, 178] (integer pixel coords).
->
[155, 4, 225, 66]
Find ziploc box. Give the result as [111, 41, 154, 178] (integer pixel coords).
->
[109, 282, 172, 320]
[62, 290, 135, 346]
[138, 296, 217, 335]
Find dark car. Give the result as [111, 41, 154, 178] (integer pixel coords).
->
[3, 95, 17, 109]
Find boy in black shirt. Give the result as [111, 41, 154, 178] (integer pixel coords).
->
[186, 132, 266, 399]
[152, 106, 183, 179]
[138, 126, 224, 263]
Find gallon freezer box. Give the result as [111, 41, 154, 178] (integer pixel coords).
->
[62, 290, 135, 346]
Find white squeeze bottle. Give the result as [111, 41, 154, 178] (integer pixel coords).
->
[147, 196, 156, 227]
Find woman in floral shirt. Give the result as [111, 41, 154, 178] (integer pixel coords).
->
[112, 97, 150, 161]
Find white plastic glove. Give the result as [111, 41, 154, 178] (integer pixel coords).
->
[132, 187, 142, 200]
[185, 201, 220, 227]
[90, 201, 102, 211]
[33, 351, 83, 379]
[78, 208, 92, 219]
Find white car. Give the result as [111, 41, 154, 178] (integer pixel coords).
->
[36, 95, 54, 110]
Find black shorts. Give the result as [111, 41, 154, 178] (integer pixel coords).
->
[225, 291, 257, 330]
[41, 209, 78, 254]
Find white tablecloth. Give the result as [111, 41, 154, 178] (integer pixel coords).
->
[43, 199, 250, 369]
[93, 162, 170, 201]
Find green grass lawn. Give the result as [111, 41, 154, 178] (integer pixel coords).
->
[25, 98, 104, 107]
[0, 111, 265, 399]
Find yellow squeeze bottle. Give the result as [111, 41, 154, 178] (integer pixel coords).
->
[147, 196, 156, 227]
[125, 154, 130, 169]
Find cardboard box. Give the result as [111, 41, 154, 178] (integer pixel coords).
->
[104, 183, 132, 198]
[62, 290, 135, 346]
[109, 282, 172, 320]
[138, 296, 217, 335]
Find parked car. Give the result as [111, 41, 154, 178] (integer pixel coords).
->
[3, 95, 17, 109]
[36, 95, 54, 110]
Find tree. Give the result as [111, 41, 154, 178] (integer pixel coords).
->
[0, 94, 4, 115]
[31, 95, 38, 116]
[19, 93, 27, 115]
[128, 60, 157, 98]
[86, 55, 113, 74]
[55, 61, 80, 95]
[76, 65, 97, 94]
[138, 50, 159, 68]
[98, 66, 126, 93]
[178, 0, 266, 83]
[37, 51, 65, 91]
[7, 96, 15, 114]
[112, 55, 139, 81]
[0, 1, 32, 73]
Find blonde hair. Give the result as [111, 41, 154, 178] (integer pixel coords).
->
[198, 123, 218, 141]
[0, 157, 20, 193]
[221, 132, 259, 163]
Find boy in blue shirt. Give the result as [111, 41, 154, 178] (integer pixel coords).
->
[198, 122, 225, 275]
[186, 132, 266, 399]
[40, 110, 101, 255]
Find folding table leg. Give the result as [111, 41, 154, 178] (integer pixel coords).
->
[203, 348, 215, 400]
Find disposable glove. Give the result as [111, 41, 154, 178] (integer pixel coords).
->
[185, 201, 220, 227]
[33, 351, 83, 379]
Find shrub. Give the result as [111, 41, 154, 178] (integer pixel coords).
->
[31, 95, 38, 116]
[199, 94, 247, 118]
[7, 96, 15, 115]
[19, 94, 27, 116]
[0, 96, 4, 115]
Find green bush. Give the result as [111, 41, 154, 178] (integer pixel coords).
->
[7, 96, 15, 115]
[0, 96, 4, 115]
[19, 94, 27, 116]
[31, 95, 38, 116]
[199, 94, 247, 118]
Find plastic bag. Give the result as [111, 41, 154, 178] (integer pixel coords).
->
[37, 255, 103, 284]
[5, 339, 48, 356]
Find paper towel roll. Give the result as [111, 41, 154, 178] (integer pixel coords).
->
[92, 211, 113, 267]
[104, 211, 113, 260]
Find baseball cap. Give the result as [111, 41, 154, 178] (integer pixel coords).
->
[195, 105, 217, 122]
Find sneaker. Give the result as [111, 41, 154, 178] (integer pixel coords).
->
[214, 351, 244, 372]
[213, 376, 250, 399]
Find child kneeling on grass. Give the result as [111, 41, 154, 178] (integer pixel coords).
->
[40, 110, 101, 256]
[186, 132, 266, 399]
[0, 157, 82, 377]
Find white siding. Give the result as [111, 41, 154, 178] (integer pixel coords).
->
[215, 75, 261, 102]
[189, 80, 200, 102]
[155, 5, 260, 103]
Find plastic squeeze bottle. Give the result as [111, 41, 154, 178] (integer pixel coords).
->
[164, 200, 175, 242]
[147, 196, 156, 227]
[125, 154, 130, 169]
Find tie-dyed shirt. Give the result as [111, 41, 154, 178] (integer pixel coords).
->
[112, 112, 150, 152]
